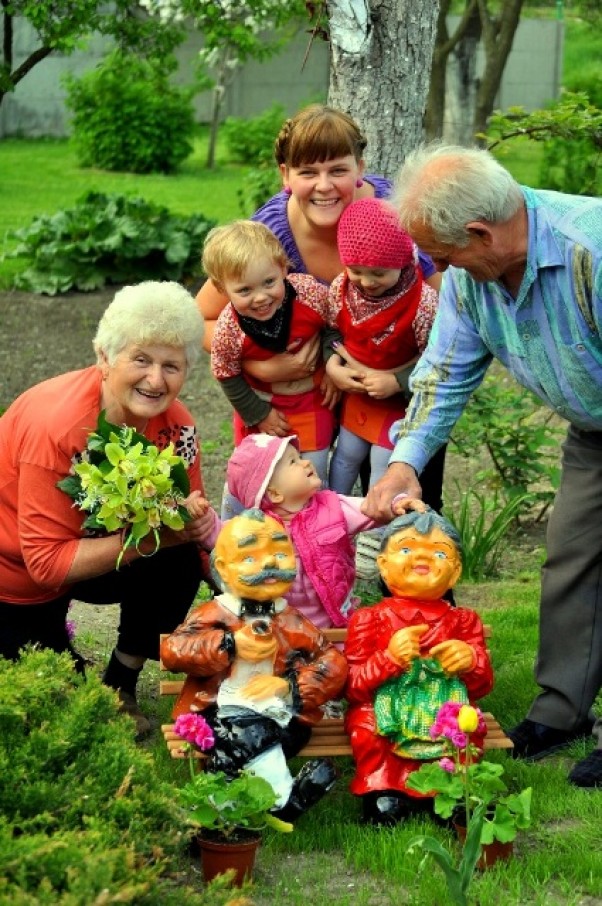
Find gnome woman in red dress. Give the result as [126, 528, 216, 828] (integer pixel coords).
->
[344, 508, 494, 825]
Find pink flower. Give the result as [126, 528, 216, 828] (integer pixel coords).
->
[439, 757, 456, 773]
[450, 730, 469, 748]
[174, 712, 215, 751]
[430, 701, 487, 750]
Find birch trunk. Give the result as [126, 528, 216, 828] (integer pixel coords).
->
[326, 0, 440, 179]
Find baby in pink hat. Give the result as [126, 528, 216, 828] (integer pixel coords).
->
[220, 433, 421, 629]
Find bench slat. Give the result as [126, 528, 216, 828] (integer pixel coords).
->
[158, 625, 512, 759]
[160, 712, 513, 759]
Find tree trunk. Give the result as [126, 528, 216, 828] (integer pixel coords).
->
[443, 0, 481, 144]
[206, 87, 221, 170]
[423, 0, 481, 141]
[424, 0, 452, 141]
[326, 0, 440, 179]
[473, 0, 525, 143]
[424, 0, 525, 146]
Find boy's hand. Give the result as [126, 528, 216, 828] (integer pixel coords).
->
[257, 407, 291, 436]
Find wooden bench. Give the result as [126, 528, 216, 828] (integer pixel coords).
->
[160, 626, 513, 759]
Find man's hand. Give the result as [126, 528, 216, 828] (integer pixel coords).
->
[257, 407, 291, 437]
[362, 462, 422, 520]
[240, 675, 289, 701]
[234, 626, 278, 662]
[387, 623, 428, 668]
[430, 639, 476, 675]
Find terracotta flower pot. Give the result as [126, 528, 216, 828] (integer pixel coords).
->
[453, 820, 514, 870]
[196, 831, 261, 887]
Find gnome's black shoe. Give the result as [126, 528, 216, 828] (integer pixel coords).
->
[271, 758, 337, 822]
[361, 790, 412, 826]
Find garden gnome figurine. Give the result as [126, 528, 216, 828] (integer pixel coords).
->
[344, 509, 494, 825]
[161, 508, 347, 821]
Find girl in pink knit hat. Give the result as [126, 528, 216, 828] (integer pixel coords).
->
[326, 198, 445, 508]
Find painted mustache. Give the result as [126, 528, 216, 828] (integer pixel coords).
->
[240, 567, 296, 586]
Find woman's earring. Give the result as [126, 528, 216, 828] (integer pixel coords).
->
[284, 185, 292, 196]
[355, 178, 364, 188]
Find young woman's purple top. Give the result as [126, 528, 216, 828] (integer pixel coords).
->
[252, 174, 436, 282]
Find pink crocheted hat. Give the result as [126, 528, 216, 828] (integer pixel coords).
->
[337, 198, 415, 269]
[227, 434, 299, 509]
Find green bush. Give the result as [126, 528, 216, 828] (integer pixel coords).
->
[450, 371, 562, 523]
[237, 158, 283, 215]
[6, 191, 216, 294]
[0, 648, 239, 904]
[221, 103, 286, 164]
[64, 51, 195, 174]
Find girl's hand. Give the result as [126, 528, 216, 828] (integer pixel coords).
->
[257, 407, 291, 436]
[361, 371, 400, 399]
[325, 354, 366, 393]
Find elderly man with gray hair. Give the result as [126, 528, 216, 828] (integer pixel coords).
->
[362, 142, 602, 790]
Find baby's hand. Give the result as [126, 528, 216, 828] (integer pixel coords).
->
[183, 491, 210, 519]
[390, 495, 428, 517]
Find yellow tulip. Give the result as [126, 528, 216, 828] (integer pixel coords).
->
[457, 705, 479, 733]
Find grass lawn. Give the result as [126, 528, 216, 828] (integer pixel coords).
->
[0, 128, 248, 289]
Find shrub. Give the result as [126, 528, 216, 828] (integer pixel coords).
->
[450, 372, 561, 523]
[445, 486, 532, 581]
[0, 648, 239, 904]
[6, 191, 216, 294]
[64, 51, 195, 174]
[237, 155, 283, 215]
[221, 103, 286, 164]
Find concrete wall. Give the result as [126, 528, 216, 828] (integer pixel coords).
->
[0, 16, 563, 139]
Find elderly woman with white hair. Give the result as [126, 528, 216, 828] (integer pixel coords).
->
[0, 281, 219, 736]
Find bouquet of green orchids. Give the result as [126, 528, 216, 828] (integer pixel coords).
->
[57, 410, 191, 566]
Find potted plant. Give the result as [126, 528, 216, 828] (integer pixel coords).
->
[406, 702, 532, 905]
[173, 713, 293, 887]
